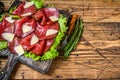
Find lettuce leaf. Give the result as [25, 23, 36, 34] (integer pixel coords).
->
[0, 41, 8, 50]
[24, 51, 41, 61]
[30, 0, 44, 9]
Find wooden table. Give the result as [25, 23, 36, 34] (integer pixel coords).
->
[0, 0, 120, 79]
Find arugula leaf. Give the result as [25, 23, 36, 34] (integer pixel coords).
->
[0, 41, 8, 50]
[31, 0, 44, 9]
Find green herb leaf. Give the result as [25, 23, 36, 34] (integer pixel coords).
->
[9, 6, 17, 14]
[24, 51, 41, 61]
[31, 0, 44, 9]
[0, 41, 8, 50]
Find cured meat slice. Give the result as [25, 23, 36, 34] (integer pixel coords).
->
[2, 18, 14, 33]
[12, 1, 37, 16]
[33, 9, 46, 25]
[34, 23, 47, 40]
[0, 23, 4, 40]
[35, 22, 59, 40]
[43, 39, 54, 53]
[8, 37, 21, 54]
[0, 17, 15, 40]
[31, 40, 45, 55]
[45, 22, 59, 39]
[12, 2, 25, 15]
[14, 17, 36, 37]
[20, 34, 35, 51]
[44, 7, 59, 19]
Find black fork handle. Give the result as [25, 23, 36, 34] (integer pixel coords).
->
[0, 54, 18, 80]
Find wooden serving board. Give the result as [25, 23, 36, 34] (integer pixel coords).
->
[0, 0, 120, 79]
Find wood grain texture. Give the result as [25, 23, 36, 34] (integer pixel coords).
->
[0, 0, 120, 79]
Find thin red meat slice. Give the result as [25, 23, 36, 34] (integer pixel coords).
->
[22, 5, 37, 16]
[14, 17, 36, 37]
[0, 23, 4, 40]
[35, 22, 59, 40]
[12, 2, 25, 15]
[34, 23, 47, 40]
[43, 39, 54, 53]
[31, 40, 45, 55]
[44, 7, 59, 19]
[20, 34, 35, 51]
[45, 22, 59, 39]
[2, 19, 14, 33]
[33, 9, 46, 25]
[8, 37, 21, 54]
[0, 18, 15, 40]
[12, 1, 37, 16]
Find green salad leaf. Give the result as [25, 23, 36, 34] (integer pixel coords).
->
[0, 14, 4, 22]
[24, 51, 41, 60]
[30, 0, 44, 9]
[9, 6, 17, 14]
[0, 41, 8, 50]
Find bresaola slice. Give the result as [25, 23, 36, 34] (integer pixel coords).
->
[45, 22, 59, 39]
[0, 23, 4, 40]
[33, 9, 46, 25]
[20, 34, 33, 51]
[31, 40, 45, 55]
[35, 22, 59, 40]
[0, 17, 15, 40]
[44, 8, 59, 19]
[43, 39, 54, 53]
[8, 37, 21, 54]
[14, 17, 36, 37]
[20, 34, 45, 55]
[12, 1, 37, 17]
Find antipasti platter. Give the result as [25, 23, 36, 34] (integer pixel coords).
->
[0, 0, 83, 80]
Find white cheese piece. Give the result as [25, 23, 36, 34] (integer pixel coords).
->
[2, 33, 15, 42]
[46, 29, 58, 36]
[22, 25, 32, 33]
[14, 45, 24, 56]
[30, 34, 39, 45]
[24, 1, 34, 9]
[49, 16, 58, 22]
[5, 16, 15, 23]
[21, 12, 32, 16]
